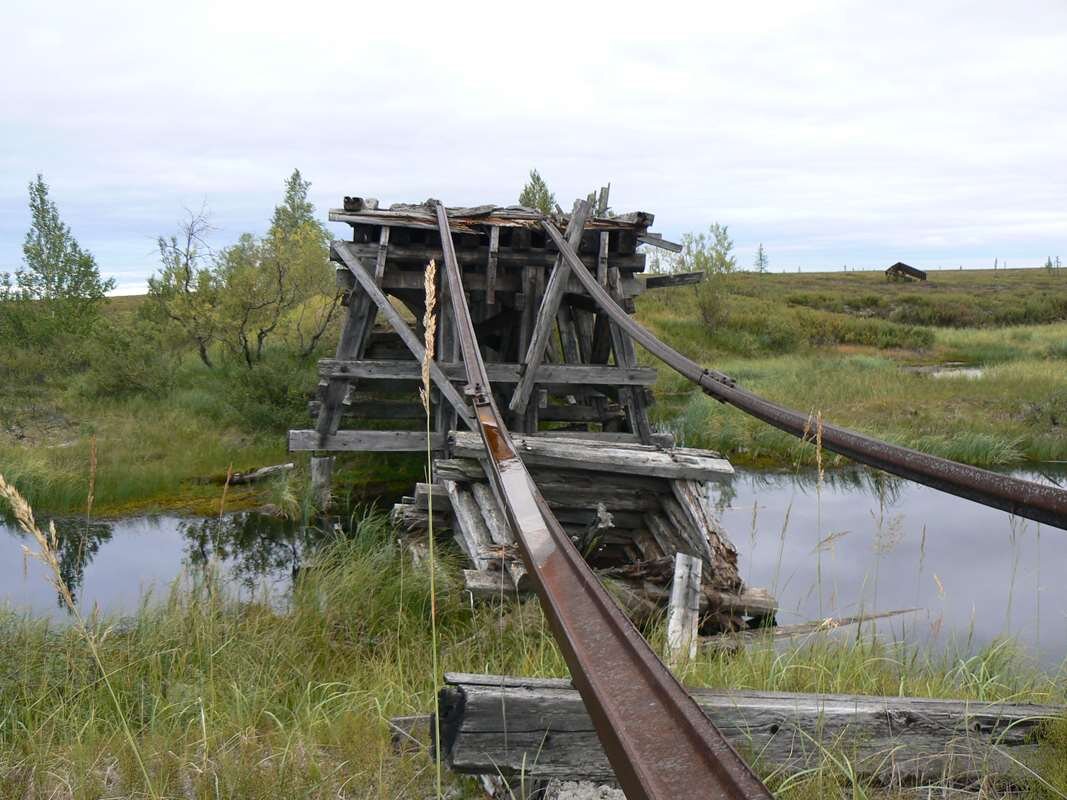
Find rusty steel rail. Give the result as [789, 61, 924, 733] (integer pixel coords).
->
[433, 202, 772, 800]
[541, 221, 1067, 532]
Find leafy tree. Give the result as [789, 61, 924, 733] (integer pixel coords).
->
[1046, 257, 1055, 272]
[1, 175, 114, 343]
[213, 170, 340, 366]
[147, 209, 220, 368]
[754, 243, 769, 273]
[518, 169, 556, 214]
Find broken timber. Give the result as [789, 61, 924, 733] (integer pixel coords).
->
[290, 190, 771, 634]
[436, 673, 1063, 786]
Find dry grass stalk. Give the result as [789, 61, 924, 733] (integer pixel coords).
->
[0, 472, 157, 795]
[421, 259, 438, 414]
[87, 433, 97, 520]
[419, 258, 443, 799]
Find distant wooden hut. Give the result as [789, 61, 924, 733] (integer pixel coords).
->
[885, 262, 927, 281]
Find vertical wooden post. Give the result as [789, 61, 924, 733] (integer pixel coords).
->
[666, 552, 702, 667]
[310, 455, 335, 512]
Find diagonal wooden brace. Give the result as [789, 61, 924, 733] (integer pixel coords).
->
[331, 242, 475, 431]
[507, 200, 591, 416]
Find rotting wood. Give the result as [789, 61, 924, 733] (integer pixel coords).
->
[290, 430, 446, 452]
[450, 432, 733, 482]
[645, 271, 705, 289]
[373, 226, 390, 284]
[665, 553, 702, 666]
[485, 225, 499, 306]
[436, 673, 1063, 785]
[223, 462, 295, 485]
[309, 457, 333, 511]
[444, 480, 495, 572]
[318, 359, 659, 387]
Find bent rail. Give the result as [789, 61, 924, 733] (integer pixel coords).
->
[433, 202, 772, 800]
[541, 222, 1067, 532]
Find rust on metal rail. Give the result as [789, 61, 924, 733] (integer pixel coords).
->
[432, 202, 772, 800]
[541, 221, 1067, 532]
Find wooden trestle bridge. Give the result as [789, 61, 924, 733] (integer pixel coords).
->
[288, 192, 1067, 799]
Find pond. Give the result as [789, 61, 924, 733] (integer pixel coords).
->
[714, 465, 1067, 666]
[2, 466, 1065, 666]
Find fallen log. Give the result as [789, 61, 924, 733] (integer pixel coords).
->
[222, 463, 295, 485]
[436, 672, 1063, 786]
[701, 608, 920, 651]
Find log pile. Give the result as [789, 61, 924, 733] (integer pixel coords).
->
[390, 433, 777, 635]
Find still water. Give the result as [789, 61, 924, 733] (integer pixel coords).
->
[713, 466, 1067, 666]
[2, 467, 1065, 665]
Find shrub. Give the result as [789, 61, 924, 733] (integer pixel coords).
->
[74, 316, 178, 399]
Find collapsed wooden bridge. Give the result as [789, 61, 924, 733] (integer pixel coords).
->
[288, 190, 775, 646]
[289, 191, 1067, 798]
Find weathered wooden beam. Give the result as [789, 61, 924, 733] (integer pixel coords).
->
[289, 430, 445, 452]
[701, 609, 920, 651]
[510, 201, 591, 416]
[373, 226, 390, 283]
[450, 432, 732, 481]
[637, 234, 684, 253]
[318, 359, 659, 387]
[360, 262, 645, 296]
[665, 553, 702, 666]
[485, 225, 499, 306]
[644, 270, 705, 289]
[315, 285, 377, 438]
[444, 480, 494, 571]
[438, 673, 1064, 785]
[309, 400, 430, 420]
[331, 242, 475, 430]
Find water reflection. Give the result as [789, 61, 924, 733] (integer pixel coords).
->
[712, 465, 1067, 666]
[0, 512, 329, 615]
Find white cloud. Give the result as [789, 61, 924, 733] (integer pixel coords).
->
[1, 0, 1065, 286]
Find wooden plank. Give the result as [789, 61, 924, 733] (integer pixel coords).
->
[485, 225, 499, 306]
[319, 359, 659, 386]
[328, 205, 653, 231]
[510, 201, 591, 416]
[645, 270, 704, 289]
[597, 231, 610, 286]
[450, 432, 732, 481]
[444, 480, 494, 571]
[463, 569, 518, 599]
[637, 234, 684, 253]
[308, 400, 429, 420]
[373, 226, 390, 284]
[331, 242, 475, 430]
[702, 609, 920, 651]
[289, 430, 445, 452]
[438, 674, 1063, 785]
[665, 553, 702, 666]
[606, 265, 653, 443]
[358, 262, 644, 297]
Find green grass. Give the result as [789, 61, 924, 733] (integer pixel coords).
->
[637, 269, 1067, 467]
[1, 511, 1064, 799]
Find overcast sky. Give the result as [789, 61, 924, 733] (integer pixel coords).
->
[2, 0, 1065, 292]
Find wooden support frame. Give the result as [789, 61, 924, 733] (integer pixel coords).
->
[373, 226, 390, 283]
[485, 225, 499, 306]
[508, 200, 591, 417]
[331, 242, 475, 430]
[315, 281, 378, 439]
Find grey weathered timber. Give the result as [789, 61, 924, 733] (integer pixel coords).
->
[318, 359, 659, 387]
[309, 456, 334, 511]
[331, 242, 475, 430]
[485, 225, 499, 306]
[290, 430, 445, 452]
[373, 226, 390, 283]
[463, 569, 519, 599]
[525, 430, 675, 447]
[450, 432, 733, 482]
[308, 400, 429, 420]
[597, 231, 610, 285]
[469, 480, 527, 588]
[665, 553, 702, 666]
[671, 480, 742, 592]
[329, 203, 652, 231]
[362, 263, 645, 297]
[605, 265, 653, 443]
[509, 201, 591, 416]
[644, 271, 705, 289]
[637, 234, 684, 253]
[414, 482, 449, 511]
[444, 480, 494, 571]
[227, 462, 295, 485]
[315, 284, 376, 438]
[438, 673, 1064, 785]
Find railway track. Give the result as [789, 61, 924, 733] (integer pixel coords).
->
[430, 201, 1067, 799]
